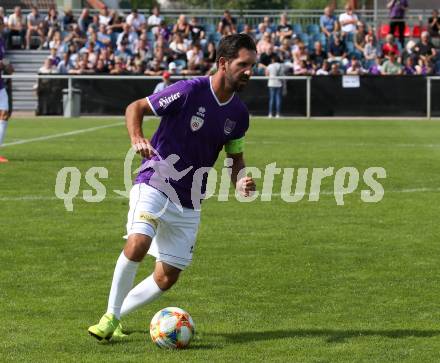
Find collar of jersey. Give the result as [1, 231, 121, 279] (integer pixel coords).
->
[209, 76, 235, 107]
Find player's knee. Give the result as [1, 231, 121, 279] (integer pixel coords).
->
[124, 234, 152, 262]
[154, 271, 179, 290]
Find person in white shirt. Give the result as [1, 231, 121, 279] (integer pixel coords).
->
[339, 4, 358, 35]
[147, 6, 163, 31]
[98, 5, 112, 26]
[7, 6, 26, 48]
[265, 54, 285, 118]
[126, 9, 146, 33]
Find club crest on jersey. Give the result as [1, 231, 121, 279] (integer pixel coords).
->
[190, 116, 204, 132]
[224, 119, 236, 135]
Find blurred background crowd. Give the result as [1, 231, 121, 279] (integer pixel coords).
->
[1, 2, 439, 76]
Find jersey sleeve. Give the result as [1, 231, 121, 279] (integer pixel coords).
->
[225, 109, 249, 154]
[146, 80, 190, 117]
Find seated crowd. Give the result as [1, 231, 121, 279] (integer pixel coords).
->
[1, 4, 440, 76]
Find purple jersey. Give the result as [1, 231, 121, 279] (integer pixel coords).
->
[389, 0, 408, 19]
[0, 37, 5, 90]
[135, 76, 249, 209]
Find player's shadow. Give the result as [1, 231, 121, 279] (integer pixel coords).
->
[212, 328, 440, 344]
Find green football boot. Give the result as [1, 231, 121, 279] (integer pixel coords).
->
[88, 313, 120, 341]
[113, 322, 128, 338]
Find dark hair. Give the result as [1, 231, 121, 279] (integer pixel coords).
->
[215, 33, 256, 65]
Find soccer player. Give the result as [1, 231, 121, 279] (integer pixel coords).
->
[0, 18, 12, 163]
[88, 33, 257, 341]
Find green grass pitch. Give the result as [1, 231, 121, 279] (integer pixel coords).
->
[1, 117, 440, 362]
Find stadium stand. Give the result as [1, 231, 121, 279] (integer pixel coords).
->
[2, 4, 439, 85]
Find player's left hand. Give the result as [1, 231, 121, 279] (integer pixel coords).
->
[236, 176, 256, 197]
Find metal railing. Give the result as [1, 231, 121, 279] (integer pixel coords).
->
[2, 74, 439, 119]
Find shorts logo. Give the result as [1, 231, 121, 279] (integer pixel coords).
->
[224, 118, 236, 135]
[137, 211, 158, 229]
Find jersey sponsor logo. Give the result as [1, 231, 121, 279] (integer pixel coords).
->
[224, 118, 236, 135]
[158, 92, 181, 109]
[190, 116, 204, 132]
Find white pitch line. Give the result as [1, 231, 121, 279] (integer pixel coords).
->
[1, 187, 440, 202]
[1, 122, 125, 147]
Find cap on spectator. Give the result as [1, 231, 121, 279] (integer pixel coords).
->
[163, 71, 171, 79]
[168, 62, 177, 71]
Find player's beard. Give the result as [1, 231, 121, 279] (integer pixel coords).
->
[226, 73, 250, 93]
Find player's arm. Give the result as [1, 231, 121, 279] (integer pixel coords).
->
[125, 98, 155, 158]
[226, 137, 255, 197]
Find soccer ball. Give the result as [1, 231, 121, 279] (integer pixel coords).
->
[150, 307, 195, 349]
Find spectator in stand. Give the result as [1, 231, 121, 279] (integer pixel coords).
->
[134, 33, 151, 62]
[156, 20, 171, 43]
[26, 6, 45, 49]
[316, 59, 330, 75]
[258, 16, 274, 35]
[382, 34, 399, 58]
[354, 22, 367, 55]
[64, 23, 86, 48]
[276, 13, 293, 42]
[258, 44, 276, 73]
[387, 0, 408, 47]
[257, 32, 273, 55]
[203, 41, 216, 70]
[62, 8, 75, 31]
[310, 41, 327, 69]
[346, 57, 366, 74]
[8, 6, 26, 49]
[115, 40, 133, 63]
[278, 38, 293, 63]
[328, 33, 347, 65]
[401, 39, 416, 64]
[145, 58, 165, 76]
[403, 56, 416, 74]
[88, 15, 100, 33]
[108, 10, 124, 33]
[57, 52, 73, 73]
[368, 56, 382, 75]
[414, 31, 437, 67]
[78, 8, 92, 33]
[339, 4, 358, 36]
[110, 57, 128, 74]
[184, 42, 204, 74]
[117, 23, 138, 53]
[39, 58, 57, 73]
[0, 7, 9, 42]
[241, 24, 255, 40]
[329, 62, 342, 75]
[97, 24, 112, 48]
[173, 14, 190, 38]
[363, 34, 377, 68]
[98, 6, 112, 26]
[147, 6, 163, 32]
[94, 58, 109, 73]
[218, 10, 237, 35]
[382, 51, 402, 74]
[189, 17, 205, 44]
[320, 6, 337, 38]
[416, 57, 433, 75]
[428, 10, 440, 39]
[48, 47, 60, 66]
[44, 6, 61, 47]
[126, 9, 146, 34]
[266, 54, 284, 118]
[153, 71, 172, 93]
[169, 32, 189, 66]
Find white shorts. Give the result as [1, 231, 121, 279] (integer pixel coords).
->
[126, 183, 201, 270]
[0, 88, 9, 112]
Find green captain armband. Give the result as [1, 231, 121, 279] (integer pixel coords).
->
[225, 137, 245, 154]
